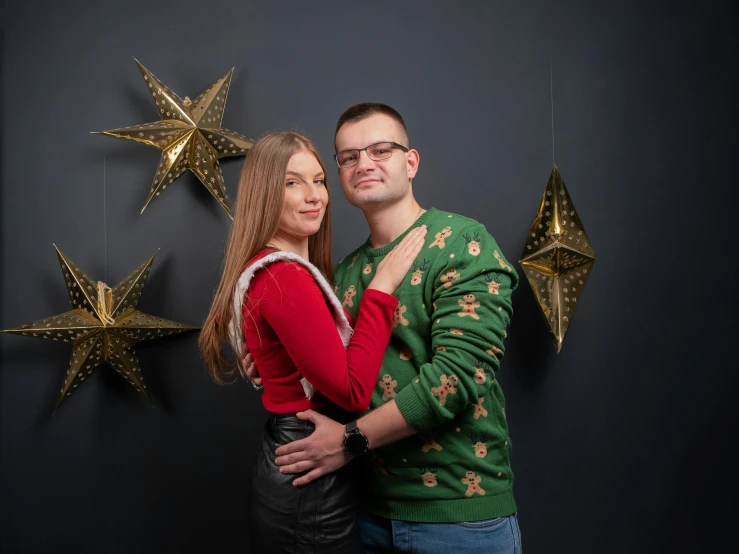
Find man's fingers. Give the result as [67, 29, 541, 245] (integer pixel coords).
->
[279, 460, 315, 475]
[292, 468, 324, 487]
[296, 410, 322, 424]
[275, 439, 308, 457]
[275, 450, 305, 465]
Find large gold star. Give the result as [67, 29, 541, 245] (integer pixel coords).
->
[2, 246, 199, 414]
[94, 59, 254, 218]
[519, 166, 596, 352]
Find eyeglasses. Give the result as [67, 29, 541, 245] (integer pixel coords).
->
[334, 141, 409, 168]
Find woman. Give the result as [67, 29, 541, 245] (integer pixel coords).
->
[199, 132, 426, 553]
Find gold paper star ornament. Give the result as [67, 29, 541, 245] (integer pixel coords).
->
[2, 246, 198, 413]
[94, 59, 254, 217]
[519, 166, 596, 352]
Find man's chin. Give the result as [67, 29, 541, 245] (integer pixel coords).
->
[349, 189, 392, 206]
[350, 196, 390, 209]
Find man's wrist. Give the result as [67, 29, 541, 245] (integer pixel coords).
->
[343, 420, 370, 458]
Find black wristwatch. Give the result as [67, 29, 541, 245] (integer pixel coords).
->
[344, 420, 369, 458]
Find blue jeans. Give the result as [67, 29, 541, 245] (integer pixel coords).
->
[357, 510, 522, 553]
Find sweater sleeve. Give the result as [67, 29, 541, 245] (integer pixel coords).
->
[259, 262, 398, 412]
[394, 225, 519, 430]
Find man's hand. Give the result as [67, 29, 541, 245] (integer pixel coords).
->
[242, 352, 262, 388]
[274, 410, 349, 487]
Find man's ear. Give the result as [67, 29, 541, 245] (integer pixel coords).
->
[407, 149, 420, 179]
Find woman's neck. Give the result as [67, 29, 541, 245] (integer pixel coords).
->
[267, 233, 309, 260]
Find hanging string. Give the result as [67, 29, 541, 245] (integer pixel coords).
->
[96, 154, 116, 325]
[104, 154, 107, 283]
[549, 47, 556, 166]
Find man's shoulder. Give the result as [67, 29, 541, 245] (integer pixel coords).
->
[428, 209, 495, 241]
[431, 208, 484, 229]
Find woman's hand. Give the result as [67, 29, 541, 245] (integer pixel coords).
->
[367, 225, 428, 295]
[241, 352, 262, 389]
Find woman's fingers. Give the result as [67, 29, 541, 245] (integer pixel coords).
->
[385, 226, 426, 263]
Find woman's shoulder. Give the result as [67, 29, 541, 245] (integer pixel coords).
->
[247, 251, 317, 292]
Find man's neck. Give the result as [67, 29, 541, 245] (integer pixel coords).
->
[364, 197, 424, 249]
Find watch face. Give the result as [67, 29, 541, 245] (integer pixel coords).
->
[345, 431, 369, 457]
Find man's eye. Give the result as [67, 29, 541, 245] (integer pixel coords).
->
[343, 153, 357, 162]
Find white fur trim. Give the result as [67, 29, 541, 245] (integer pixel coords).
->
[228, 251, 353, 400]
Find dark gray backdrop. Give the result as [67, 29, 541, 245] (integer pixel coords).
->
[1, 1, 736, 552]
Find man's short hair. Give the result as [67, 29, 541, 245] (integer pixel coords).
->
[334, 103, 409, 146]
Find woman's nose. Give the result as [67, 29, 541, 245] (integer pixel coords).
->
[305, 183, 322, 202]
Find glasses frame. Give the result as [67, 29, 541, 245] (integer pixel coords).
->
[334, 141, 409, 168]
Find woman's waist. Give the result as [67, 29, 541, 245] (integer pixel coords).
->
[267, 403, 357, 426]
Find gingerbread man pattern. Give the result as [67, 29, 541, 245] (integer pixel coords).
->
[429, 226, 453, 249]
[431, 374, 458, 406]
[419, 432, 443, 453]
[486, 344, 502, 361]
[494, 250, 513, 272]
[342, 285, 356, 308]
[439, 268, 461, 289]
[461, 470, 486, 497]
[381, 373, 398, 401]
[472, 397, 488, 419]
[393, 304, 409, 328]
[457, 294, 481, 320]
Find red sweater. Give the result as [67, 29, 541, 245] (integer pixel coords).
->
[242, 250, 398, 414]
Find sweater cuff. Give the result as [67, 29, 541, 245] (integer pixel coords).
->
[361, 288, 399, 310]
[395, 380, 438, 431]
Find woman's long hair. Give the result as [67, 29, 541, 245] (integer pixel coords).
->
[199, 132, 333, 384]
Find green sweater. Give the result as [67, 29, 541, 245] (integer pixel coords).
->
[335, 208, 519, 523]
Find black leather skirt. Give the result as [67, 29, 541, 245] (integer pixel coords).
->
[249, 409, 364, 554]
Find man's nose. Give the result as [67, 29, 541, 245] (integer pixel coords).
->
[355, 149, 376, 171]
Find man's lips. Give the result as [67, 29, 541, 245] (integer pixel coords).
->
[355, 178, 381, 188]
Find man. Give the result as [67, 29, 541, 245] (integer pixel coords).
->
[250, 103, 521, 552]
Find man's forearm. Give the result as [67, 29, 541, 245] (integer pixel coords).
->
[357, 400, 417, 450]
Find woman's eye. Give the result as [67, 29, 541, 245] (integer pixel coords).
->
[315, 179, 326, 186]
[286, 180, 298, 187]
